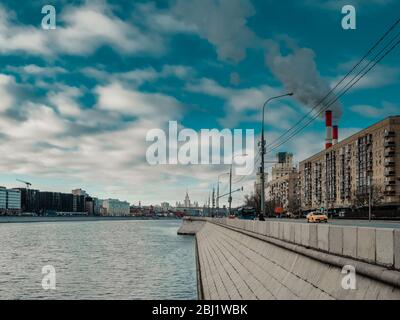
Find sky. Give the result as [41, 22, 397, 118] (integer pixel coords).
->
[0, 0, 399, 207]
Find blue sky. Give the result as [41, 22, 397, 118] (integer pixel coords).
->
[0, 0, 399, 206]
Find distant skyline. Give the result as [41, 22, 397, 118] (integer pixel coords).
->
[0, 0, 399, 206]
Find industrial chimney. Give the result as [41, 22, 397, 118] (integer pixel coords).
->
[325, 110, 333, 149]
[332, 125, 339, 145]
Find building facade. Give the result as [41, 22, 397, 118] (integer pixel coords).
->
[299, 116, 400, 212]
[102, 199, 130, 216]
[0, 187, 6, 213]
[266, 153, 300, 215]
[0, 187, 21, 214]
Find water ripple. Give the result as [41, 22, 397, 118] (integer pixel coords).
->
[0, 220, 197, 300]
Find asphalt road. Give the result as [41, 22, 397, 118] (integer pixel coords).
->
[265, 218, 400, 229]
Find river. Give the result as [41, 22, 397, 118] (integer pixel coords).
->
[0, 219, 197, 299]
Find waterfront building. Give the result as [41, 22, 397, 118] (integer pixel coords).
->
[72, 194, 86, 213]
[85, 196, 94, 215]
[17, 188, 40, 213]
[102, 199, 130, 216]
[161, 202, 170, 211]
[184, 190, 191, 208]
[175, 190, 203, 216]
[299, 116, 400, 214]
[7, 189, 21, 213]
[0, 187, 21, 214]
[72, 188, 88, 197]
[93, 198, 102, 216]
[0, 187, 6, 212]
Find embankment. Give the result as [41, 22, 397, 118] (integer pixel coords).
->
[180, 217, 400, 300]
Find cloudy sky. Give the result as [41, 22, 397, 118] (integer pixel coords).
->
[0, 0, 399, 206]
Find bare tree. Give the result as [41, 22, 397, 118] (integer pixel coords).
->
[243, 192, 261, 215]
[352, 185, 384, 209]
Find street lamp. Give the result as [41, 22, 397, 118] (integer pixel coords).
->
[259, 93, 293, 221]
[217, 172, 229, 217]
[229, 153, 248, 216]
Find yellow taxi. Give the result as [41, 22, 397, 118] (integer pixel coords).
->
[306, 211, 328, 223]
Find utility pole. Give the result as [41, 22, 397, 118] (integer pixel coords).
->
[208, 196, 210, 217]
[217, 182, 219, 217]
[228, 154, 247, 216]
[259, 93, 293, 221]
[228, 166, 232, 216]
[217, 172, 229, 217]
[212, 187, 215, 217]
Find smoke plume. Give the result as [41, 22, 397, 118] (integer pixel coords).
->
[265, 41, 342, 123]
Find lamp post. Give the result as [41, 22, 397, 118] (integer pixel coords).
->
[217, 172, 229, 217]
[229, 153, 248, 215]
[260, 93, 293, 221]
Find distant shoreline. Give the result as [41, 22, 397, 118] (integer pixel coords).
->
[0, 216, 180, 224]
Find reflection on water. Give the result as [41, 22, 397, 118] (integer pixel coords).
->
[0, 219, 197, 300]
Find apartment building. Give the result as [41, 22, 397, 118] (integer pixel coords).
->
[300, 116, 400, 213]
[267, 153, 300, 214]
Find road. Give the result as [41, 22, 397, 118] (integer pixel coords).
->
[265, 218, 400, 229]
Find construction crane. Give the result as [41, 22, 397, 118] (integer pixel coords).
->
[16, 179, 32, 189]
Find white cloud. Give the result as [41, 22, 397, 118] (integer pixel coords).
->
[82, 64, 194, 85]
[186, 78, 299, 127]
[172, 0, 258, 62]
[332, 62, 400, 90]
[6, 64, 67, 77]
[350, 102, 399, 118]
[0, 74, 16, 112]
[95, 81, 183, 120]
[47, 85, 83, 117]
[135, 0, 258, 62]
[0, 2, 163, 57]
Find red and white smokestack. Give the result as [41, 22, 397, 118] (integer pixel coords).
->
[332, 125, 339, 145]
[325, 110, 333, 149]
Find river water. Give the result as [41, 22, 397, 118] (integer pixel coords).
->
[0, 219, 197, 299]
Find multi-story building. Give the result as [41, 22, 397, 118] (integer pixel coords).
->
[267, 153, 300, 215]
[102, 199, 130, 216]
[300, 116, 400, 213]
[0, 187, 7, 214]
[18, 188, 40, 213]
[72, 189, 88, 197]
[17, 188, 86, 215]
[0, 187, 21, 214]
[7, 189, 21, 214]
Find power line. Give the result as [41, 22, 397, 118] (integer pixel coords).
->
[264, 17, 400, 152]
[265, 35, 400, 156]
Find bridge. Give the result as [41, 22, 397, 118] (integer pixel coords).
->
[178, 217, 400, 300]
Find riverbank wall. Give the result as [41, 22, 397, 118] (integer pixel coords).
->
[180, 217, 400, 300]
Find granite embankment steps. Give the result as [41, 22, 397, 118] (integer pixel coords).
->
[179, 217, 400, 300]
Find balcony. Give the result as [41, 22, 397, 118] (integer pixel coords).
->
[385, 169, 396, 177]
[385, 159, 396, 167]
[384, 190, 396, 196]
[384, 148, 396, 157]
[385, 185, 396, 192]
[384, 141, 396, 148]
[385, 177, 396, 185]
[384, 131, 395, 138]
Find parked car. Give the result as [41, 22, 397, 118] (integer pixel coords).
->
[306, 211, 328, 223]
